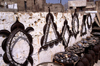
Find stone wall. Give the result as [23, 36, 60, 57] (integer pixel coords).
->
[0, 12, 95, 66]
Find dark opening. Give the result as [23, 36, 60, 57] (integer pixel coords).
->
[69, 7, 73, 9]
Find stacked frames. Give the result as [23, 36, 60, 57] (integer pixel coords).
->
[39, 10, 92, 52]
[39, 8, 61, 53]
[0, 18, 34, 66]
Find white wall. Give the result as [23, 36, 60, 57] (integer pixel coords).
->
[0, 12, 95, 66]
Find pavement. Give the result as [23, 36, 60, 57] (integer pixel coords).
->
[94, 60, 100, 66]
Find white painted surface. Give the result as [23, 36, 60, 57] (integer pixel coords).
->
[68, 0, 86, 8]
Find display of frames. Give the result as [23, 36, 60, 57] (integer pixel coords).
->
[0, 9, 93, 65]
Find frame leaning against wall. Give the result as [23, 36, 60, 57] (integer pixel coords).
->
[0, 17, 34, 66]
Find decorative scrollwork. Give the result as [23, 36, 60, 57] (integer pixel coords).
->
[0, 17, 34, 66]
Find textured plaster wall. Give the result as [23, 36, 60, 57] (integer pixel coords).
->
[0, 12, 95, 66]
[68, 0, 86, 8]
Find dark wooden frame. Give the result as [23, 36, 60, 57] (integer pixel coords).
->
[0, 18, 34, 66]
